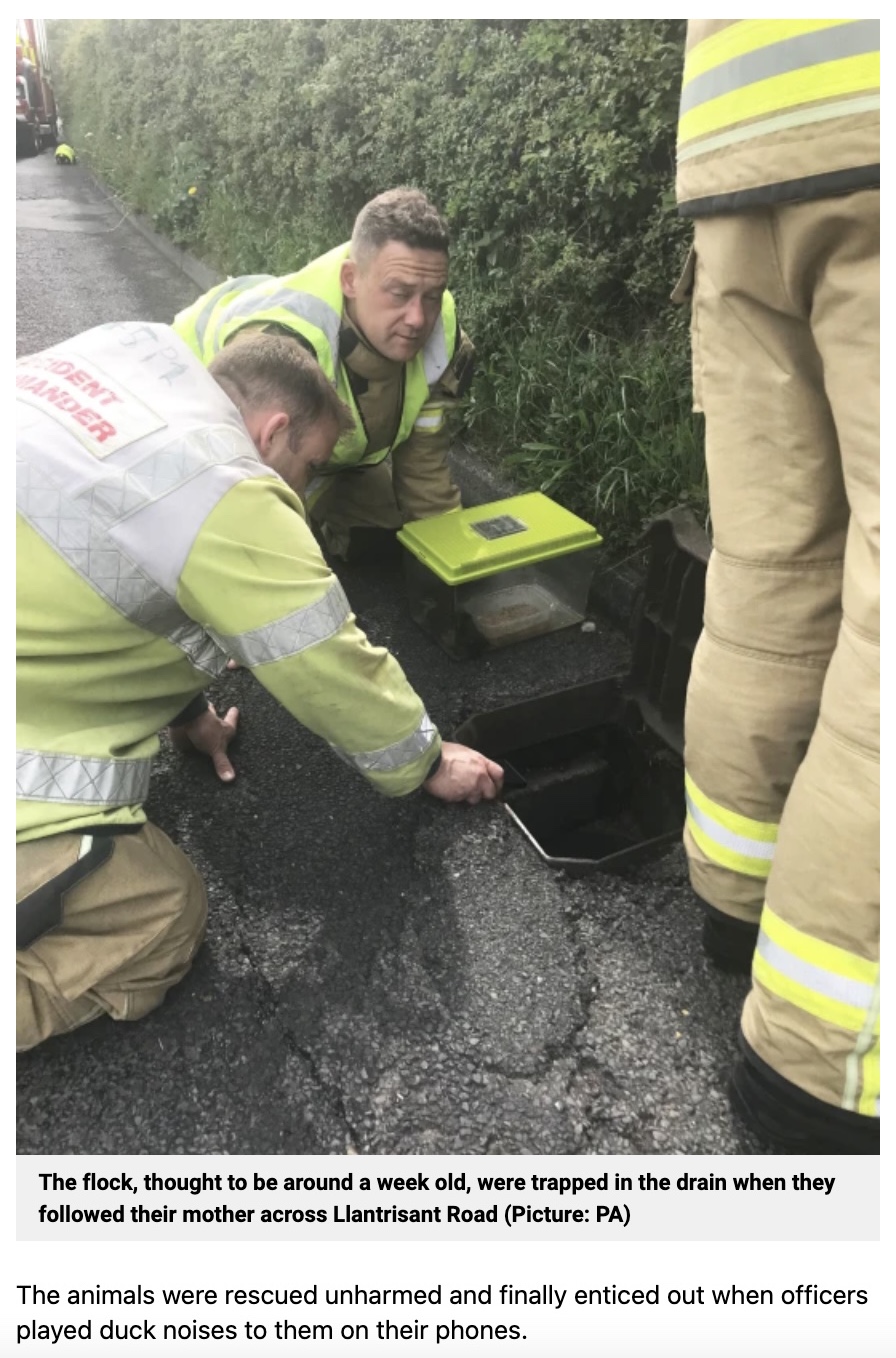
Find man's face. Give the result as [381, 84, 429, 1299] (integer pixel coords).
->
[247, 409, 340, 498]
[282, 415, 341, 498]
[341, 241, 448, 364]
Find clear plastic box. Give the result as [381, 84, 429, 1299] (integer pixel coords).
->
[398, 493, 602, 660]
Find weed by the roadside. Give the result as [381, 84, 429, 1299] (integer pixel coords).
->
[464, 314, 707, 550]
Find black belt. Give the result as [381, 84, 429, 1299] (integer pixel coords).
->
[16, 835, 116, 951]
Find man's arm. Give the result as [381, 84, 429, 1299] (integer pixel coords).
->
[390, 326, 476, 521]
[176, 473, 500, 803]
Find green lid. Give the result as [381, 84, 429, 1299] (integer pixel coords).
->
[398, 492, 602, 585]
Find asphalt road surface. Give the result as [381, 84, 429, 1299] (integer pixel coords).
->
[16, 153, 767, 1157]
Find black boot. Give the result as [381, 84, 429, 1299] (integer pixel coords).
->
[731, 1038, 880, 1155]
[699, 896, 759, 973]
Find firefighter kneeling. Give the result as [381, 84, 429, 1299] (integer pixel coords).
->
[15, 323, 503, 1051]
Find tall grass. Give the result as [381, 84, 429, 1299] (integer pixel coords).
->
[463, 313, 707, 550]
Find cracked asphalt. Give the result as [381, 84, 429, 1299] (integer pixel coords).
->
[16, 153, 768, 1157]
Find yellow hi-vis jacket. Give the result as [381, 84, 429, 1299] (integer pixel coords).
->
[16, 323, 441, 844]
[172, 244, 459, 474]
[677, 19, 879, 215]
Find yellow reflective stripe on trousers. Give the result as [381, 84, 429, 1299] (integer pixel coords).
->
[754, 905, 879, 1035]
[684, 772, 777, 879]
[679, 20, 879, 146]
[754, 906, 880, 1115]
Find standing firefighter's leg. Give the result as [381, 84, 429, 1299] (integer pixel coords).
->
[736, 192, 879, 1151]
[684, 209, 847, 966]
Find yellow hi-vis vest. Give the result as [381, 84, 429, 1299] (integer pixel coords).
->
[677, 20, 879, 215]
[16, 322, 440, 843]
[173, 244, 458, 473]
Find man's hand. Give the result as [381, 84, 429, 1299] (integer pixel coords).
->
[168, 702, 240, 783]
[422, 741, 504, 805]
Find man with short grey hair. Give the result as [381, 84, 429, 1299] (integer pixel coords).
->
[174, 187, 475, 562]
[350, 186, 450, 268]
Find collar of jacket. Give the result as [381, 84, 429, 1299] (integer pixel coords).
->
[338, 314, 404, 384]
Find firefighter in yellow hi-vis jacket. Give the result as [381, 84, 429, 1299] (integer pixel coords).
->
[16, 324, 503, 1051]
[173, 186, 475, 564]
[676, 20, 879, 1152]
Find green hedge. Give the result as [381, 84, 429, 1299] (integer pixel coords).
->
[49, 19, 704, 545]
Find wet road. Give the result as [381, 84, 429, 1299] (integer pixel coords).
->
[16, 153, 764, 1157]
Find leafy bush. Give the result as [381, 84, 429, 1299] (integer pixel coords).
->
[48, 18, 703, 547]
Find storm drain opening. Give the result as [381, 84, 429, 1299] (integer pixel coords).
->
[503, 720, 683, 872]
[453, 509, 710, 877]
[455, 678, 684, 876]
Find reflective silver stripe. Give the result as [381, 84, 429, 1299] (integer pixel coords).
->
[344, 714, 438, 775]
[192, 275, 272, 351]
[215, 288, 342, 370]
[680, 21, 879, 115]
[169, 623, 231, 677]
[17, 451, 230, 677]
[17, 422, 261, 549]
[414, 407, 445, 430]
[421, 316, 449, 386]
[18, 449, 182, 630]
[111, 439, 273, 597]
[755, 929, 877, 1013]
[685, 790, 776, 862]
[677, 93, 881, 162]
[17, 419, 274, 677]
[214, 579, 352, 667]
[17, 749, 152, 806]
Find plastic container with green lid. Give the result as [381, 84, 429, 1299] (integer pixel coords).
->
[398, 492, 603, 659]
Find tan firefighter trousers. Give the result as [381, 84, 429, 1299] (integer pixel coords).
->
[307, 461, 404, 559]
[684, 190, 879, 1115]
[307, 441, 460, 560]
[16, 824, 207, 1051]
